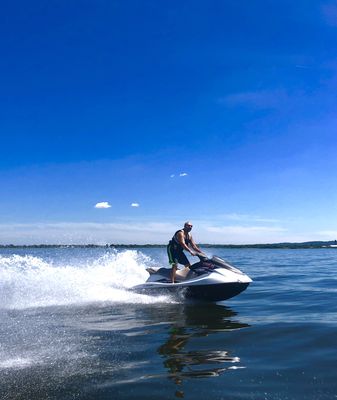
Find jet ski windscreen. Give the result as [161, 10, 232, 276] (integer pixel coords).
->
[211, 256, 245, 274]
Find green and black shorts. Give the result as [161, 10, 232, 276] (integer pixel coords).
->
[167, 240, 189, 266]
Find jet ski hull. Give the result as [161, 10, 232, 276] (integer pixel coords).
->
[133, 281, 250, 302]
[184, 281, 250, 301]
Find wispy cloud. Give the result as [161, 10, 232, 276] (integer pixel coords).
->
[219, 89, 289, 110]
[0, 221, 321, 245]
[317, 230, 337, 238]
[94, 202, 111, 209]
[203, 224, 289, 244]
[219, 77, 337, 116]
[207, 225, 287, 234]
[220, 213, 281, 223]
[0, 222, 178, 245]
[321, 3, 337, 26]
[131, 203, 140, 207]
[170, 172, 188, 178]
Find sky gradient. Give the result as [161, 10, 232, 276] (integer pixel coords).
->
[1, 0, 337, 244]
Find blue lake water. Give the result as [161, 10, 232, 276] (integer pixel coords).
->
[0, 247, 336, 399]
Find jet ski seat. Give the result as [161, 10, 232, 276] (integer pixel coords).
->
[146, 267, 194, 282]
[175, 268, 190, 280]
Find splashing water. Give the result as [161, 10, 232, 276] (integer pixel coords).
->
[0, 250, 173, 309]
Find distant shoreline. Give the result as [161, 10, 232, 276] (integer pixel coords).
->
[0, 241, 337, 249]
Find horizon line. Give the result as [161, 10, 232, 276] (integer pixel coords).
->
[0, 240, 337, 248]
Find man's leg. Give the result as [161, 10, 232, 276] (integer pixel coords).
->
[167, 242, 176, 283]
[171, 263, 178, 283]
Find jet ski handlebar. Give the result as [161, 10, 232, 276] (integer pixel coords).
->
[194, 252, 208, 261]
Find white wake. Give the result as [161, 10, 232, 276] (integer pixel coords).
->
[0, 250, 173, 309]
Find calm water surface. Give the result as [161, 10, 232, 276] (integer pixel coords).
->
[0, 247, 336, 399]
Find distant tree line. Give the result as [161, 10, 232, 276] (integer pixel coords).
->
[0, 240, 337, 249]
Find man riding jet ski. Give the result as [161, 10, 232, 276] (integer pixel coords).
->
[167, 221, 202, 283]
[133, 253, 252, 302]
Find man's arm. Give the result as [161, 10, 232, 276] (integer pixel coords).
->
[190, 236, 202, 253]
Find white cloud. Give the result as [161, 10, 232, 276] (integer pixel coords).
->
[170, 173, 188, 178]
[94, 202, 111, 209]
[131, 203, 140, 207]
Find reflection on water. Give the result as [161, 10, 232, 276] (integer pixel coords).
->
[155, 304, 250, 398]
[79, 302, 251, 399]
[0, 301, 250, 400]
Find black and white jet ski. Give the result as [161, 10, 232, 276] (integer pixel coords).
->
[133, 254, 252, 302]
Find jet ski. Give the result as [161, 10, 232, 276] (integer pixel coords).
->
[133, 254, 252, 302]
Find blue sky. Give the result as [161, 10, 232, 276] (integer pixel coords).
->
[1, 0, 337, 244]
